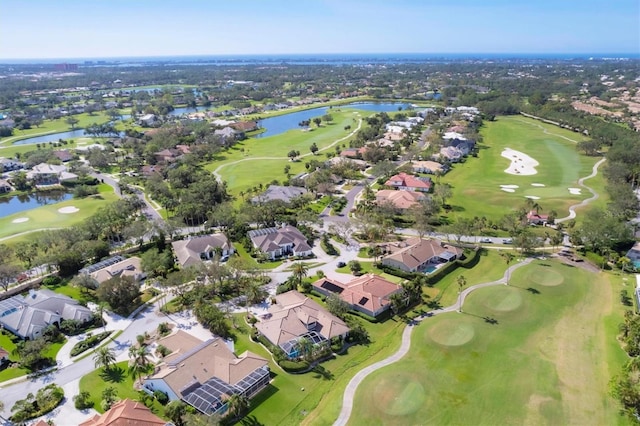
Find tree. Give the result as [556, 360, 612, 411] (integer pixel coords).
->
[71, 273, 99, 294]
[313, 117, 322, 127]
[165, 400, 190, 426]
[226, 393, 250, 420]
[14, 337, 51, 370]
[101, 386, 118, 411]
[0, 263, 21, 291]
[287, 150, 300, 161]
[500, 251, 515, 285]
[65, 116, 79, 130]
[128, 346, 151, 384]
[348, 260, 362, 276]
[244, 281, 267, 306]
[433, 183, 453, 209]
[326, 292, 350, 318]
[310, 142, 318, 155]
[141, 248, 174, 278]
[291, 262, 309, 289]
[322, 114, 334, 123]
[194, 303, 231, 339]
[96, 275, 141, 315]
[457, 275, 467, 312]
[93, 346, 116, 372]
[297, 337, 314, 361]
[619, 256, 632, 274]
[550, 231, 564, 251]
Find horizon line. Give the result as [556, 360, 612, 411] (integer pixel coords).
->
[1, 51, 639, 62]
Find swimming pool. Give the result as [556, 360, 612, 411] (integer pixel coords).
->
[425, 266, 437, 273]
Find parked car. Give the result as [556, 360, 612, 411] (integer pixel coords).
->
[479, 238, 492, 243]
[502, 238, 513, 244]
[337, 261, 346, 268]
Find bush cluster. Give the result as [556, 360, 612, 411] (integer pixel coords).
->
[11, 383, 64, 422]
[70, 331, 112, 357]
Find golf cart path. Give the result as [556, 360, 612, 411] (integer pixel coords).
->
[555, 157, 606, 223]
[333, 257, 534, 426]
[0, 227, 63, 242]
[515, 117, 604, 223]
[212, 118, 362, 181]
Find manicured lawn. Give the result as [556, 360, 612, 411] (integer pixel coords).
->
[349, 260, 629, 426]
[336, 261, 405, 284]
[444, 116, 596, 221]
[0, 332, 29, 381]
[428, 249, 513, 307]
[233, 244, 282, 270]
[44, 280, 98, 304]
[79, 361, 164, 415]
[204, 109, 363, 196]
[230, 309, 406, 425]
[0, 187, 119, 241]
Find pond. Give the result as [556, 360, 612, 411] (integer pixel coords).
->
[12, 129, 88, 146]
[255, 102, 415, 138]
[0, 191, 73, 218]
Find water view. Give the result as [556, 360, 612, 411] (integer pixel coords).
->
[0, 191, 73, 218]
[256, 102, 415, 138]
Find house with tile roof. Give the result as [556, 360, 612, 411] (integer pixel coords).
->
[0, 347, 9, 363]
[171, 234, 234, 268]
[0, 178, 12, 193]
[79, 398, 169, 426]
[411, 160, 446, 175]
[142, 330, 269, 417]
[248, 226, 312, 260]
[376, 189, 425, 210]
[250, 185, 308, 205]
[256, 290, 350, 358]
[312, 274, 402, 318]
[384, 172, 432, 193]
[87, 256, 145, 285]
[381, 238, 464, 273]
[26, 163, 78, 185]
[526, 210, 549, 225]
[0, 289, 92, 339]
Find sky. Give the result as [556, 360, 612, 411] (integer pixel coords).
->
[0, 0, 638, 59]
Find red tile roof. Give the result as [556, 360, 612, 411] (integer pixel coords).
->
[79, 399, 168, 426]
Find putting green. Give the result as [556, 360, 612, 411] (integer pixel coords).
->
[528, 267, 565, 287]
[483, 286, 523, 312]
[428, 320, 475, 347]
[372, 372, 426, 416]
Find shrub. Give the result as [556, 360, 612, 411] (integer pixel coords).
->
[279, 359, 310, 373]
[70, 331, 112, 357]
[156, 344, 171, 358]
[157, 322, 171, 337]
[74, 391, 94, 410]
[154, 390, 169, 405]
[11, 384, 64, 422]
[42, 276, 62, 286]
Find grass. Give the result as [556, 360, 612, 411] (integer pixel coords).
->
[204, 109, 363, 196]
[428, 249, 512, 307]
[0, 332, 29, 381]
[443, 116, 598, 221]
[0, 186, 119, 241]
[235, 310, 406, 426]
[348, 260, 630, 426]
[233, 244, 282, 270]
[79, 361, 164, 415]
[336, 261, 405, 284]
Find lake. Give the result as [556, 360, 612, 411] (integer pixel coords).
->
[0, 191, 73, 218]
[12, 129, 88, 146]
[255, 102, 414, 138]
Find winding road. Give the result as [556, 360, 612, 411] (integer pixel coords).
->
[333, 257, 534, 426]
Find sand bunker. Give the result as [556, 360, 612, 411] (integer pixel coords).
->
[501, 188, 515, 193]
[525, 195, 541, 200]
[500, 184, 519, 189]
[568, 188, 582, 195]
[58, 206, 79, 214]
[531, 183, 545, 187]
[502, 148, 539, 176]
[12, 217, 29, 223]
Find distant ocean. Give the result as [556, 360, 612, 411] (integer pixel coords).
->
[0, 52, 638, 65]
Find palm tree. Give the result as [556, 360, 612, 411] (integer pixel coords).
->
[457, 275, 467, 313]
[94, 346, 116, 372]
[128, 346, 151, 385]
[500, 251, 515, 285]
[226, 393, 249, 419]
[297, 337, 314, 362]
[291, 262, 309, 290]
[619, 256, 631, 274]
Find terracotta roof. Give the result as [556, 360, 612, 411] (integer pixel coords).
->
[313, 274, 401, 315]
[526, 210, 548, 222]
[79, 399, 168, 426]
[384, 172, 432, 191]
[256, 291, 349, 347]
[0, 347, 8, 358]
[376, 189, 425, 210]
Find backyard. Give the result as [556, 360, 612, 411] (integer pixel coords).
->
[348, 260, 630, 426]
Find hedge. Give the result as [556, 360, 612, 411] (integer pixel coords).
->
[280, 360, 310, 373]
[70, 331, 113, 357]
[10, 384, 64, 422]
